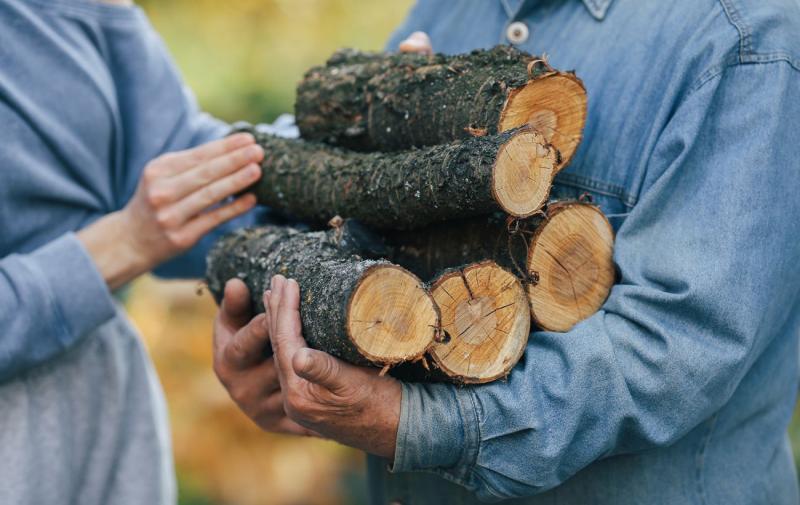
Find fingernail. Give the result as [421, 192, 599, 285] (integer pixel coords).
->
[297, 349, 314, 373]
[231, 132, 253, 145]
[247, 145, 263, 158]
[270, 277, 276, 290]
[246, 163, 261, 177]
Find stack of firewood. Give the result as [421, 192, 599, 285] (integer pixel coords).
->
[206, 46, 615, 384]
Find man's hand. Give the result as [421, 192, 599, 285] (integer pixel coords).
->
[212, 276, 402, 459]
[213, 279, 313, 437]
[264, 275, 401, 459]
[399, 31, 433, 55]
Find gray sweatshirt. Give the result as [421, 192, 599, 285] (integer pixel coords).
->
[0, 0, 266, 502]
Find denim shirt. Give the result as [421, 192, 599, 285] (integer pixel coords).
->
[370, 1, 800, 503]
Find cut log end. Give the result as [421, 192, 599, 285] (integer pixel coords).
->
[492, 129, 556, 218]
[527, 203, 615, 332]
[499, 74, 587, 171]
[346, 264, 440, 364]
[430, 261, 530, 383]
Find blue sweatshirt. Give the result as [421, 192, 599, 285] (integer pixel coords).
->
[0, 0, 278, 382]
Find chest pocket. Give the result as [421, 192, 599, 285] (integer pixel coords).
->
[550, 172, 635, 233]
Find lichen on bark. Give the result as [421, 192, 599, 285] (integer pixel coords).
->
[296, 45, 555, 151]
[235, 123, 550, 230]
[206, 225, 396, 365]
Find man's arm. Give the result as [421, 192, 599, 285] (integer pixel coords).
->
[387, 60, 800, 500]
[212, 40, 799, 505]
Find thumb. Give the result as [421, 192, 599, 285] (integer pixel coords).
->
[292, 348, 347, 392]
[220, 278, 252, 329]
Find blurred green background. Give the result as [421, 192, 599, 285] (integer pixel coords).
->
[127, 1, 800, 504]
[130, 1, 414, 505]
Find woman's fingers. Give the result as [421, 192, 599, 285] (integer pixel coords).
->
[168, 143, 264, 201]
[179, 193, 257, 242]
[166, 162, 261, 224]
[160, 133, 257, 176]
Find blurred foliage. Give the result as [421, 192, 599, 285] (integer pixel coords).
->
[128, 277, 369, 505]
[126, 1, 800, 504]
[138, 0, 413, 124]
[128, 1, 412, 504]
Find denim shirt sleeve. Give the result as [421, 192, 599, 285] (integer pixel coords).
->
[393, 61, 800, 501]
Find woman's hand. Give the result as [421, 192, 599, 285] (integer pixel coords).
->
[79, 133, 263, 289]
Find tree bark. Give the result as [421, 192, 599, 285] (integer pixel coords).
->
[236, 123, 556, 230]
[385, 201, 616, 332]
[206, 226, 440, 366]
[385, 212, 530, 280]
[295, 45, 587, 169]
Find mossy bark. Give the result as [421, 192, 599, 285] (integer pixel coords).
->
[235, 124, 542, 230]
[296, 45, 553, 151]
[206, 225, 392, 366]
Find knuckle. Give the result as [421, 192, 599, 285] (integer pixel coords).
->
[184, 149, 203, 165]
[233, 146, 251, 165]
[225, 340, 247, 364]
[154, 211, 177, 229]
[198, 185, 219, 207]
[142, 165, 158, 182]
[212, 361, 230, 386]
[228, 384, 251, 406]
[165, 230, 191, 250]
[284, 391, 310, 419]
[146, 188, 172, 207]
[318, 357, 337, 382]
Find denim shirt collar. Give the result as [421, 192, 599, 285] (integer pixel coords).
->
[581, 0, 613, 20]
[506, 0, 613, 21]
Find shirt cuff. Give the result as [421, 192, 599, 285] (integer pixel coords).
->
[21, 232, 117, 347]
[391, 381, 481, 481]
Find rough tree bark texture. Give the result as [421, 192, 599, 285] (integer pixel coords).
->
[234, 123, 555, 230]
[295, 45, 586, 168]
[206, 226, 439, 366]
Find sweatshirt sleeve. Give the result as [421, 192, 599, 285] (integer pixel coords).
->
[391, 61, 800, 500]
[0, 233, 116, 383]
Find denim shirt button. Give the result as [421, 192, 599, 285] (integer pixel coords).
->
[506, 21, 529, 44]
